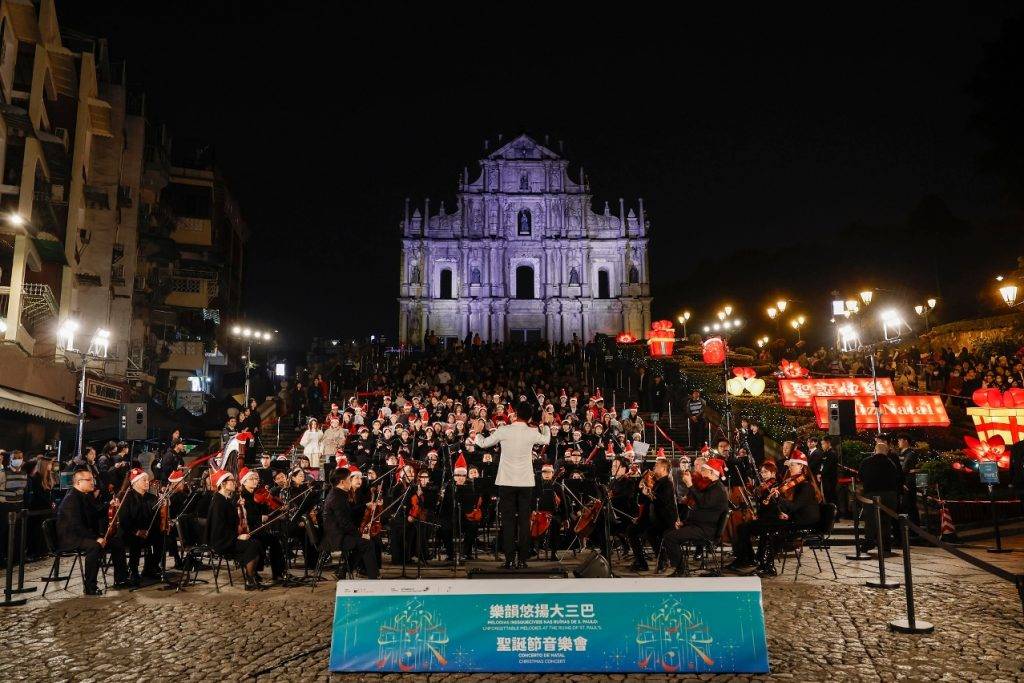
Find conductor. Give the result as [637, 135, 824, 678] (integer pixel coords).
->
[473, 401, 550, 569]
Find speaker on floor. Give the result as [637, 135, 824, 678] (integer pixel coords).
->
[119, 402, 148, 441]
[828, 399, 856, 436]
[572, 550, 611, 578]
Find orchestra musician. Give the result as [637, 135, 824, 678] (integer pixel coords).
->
[55, 470, 107, 595]
[728, 452, 822, 576]
[386, 465, 416, 564]
[237, 467, 289, 583]
[115, 468, 163, 586]
[473, 401, 551, 570]
[437, 454, 479, 563]
[661, 458, 730, 577]
[629, 457, 678, 572]
[532, 463, 561, 560]
[608, 455, 638, 547]
[322, 468, 379, 579]
[206, 470, 267, 591]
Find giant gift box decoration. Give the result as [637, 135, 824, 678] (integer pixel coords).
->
[647, 320, 675, 357]
[963, 388, 1024, 470]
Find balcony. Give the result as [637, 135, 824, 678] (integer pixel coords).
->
[159, 340, 206, 372]
[170, 216, 213, 246]
[164, 274, 214, 309]
[0, 285, 39, 353]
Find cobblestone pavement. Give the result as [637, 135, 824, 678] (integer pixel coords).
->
[1, 544, 1022, 682]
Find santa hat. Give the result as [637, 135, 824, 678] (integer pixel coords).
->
[700, 443, 710, 456]
[331, 403, 339, 410]
[395, 454, 406, 482]
[624, 441, 634, 453]
[336, 455, 349, 468]
[275, 454, 289, 462]
[656, 447, 666, 457]
[239, 467, 259, 484]
[348, 464, 361, 474]
[606, 441, 615, 453]
[630, 402, 639, 410]
[129, 468, 148, 485]
[560, 388, 567, 398]
[454, 453, 468, 475]
[785, 450, 809, 468]
[705, 458, 726, 479]
[168, 468, 188, 484]
[211, 469, 233, 489]
[595, 388, 602, 399]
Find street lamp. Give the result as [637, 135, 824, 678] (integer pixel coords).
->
[790, 317, 804, 340]
[723, 305, 733, 317]
[677, 311, 691, 338]
[717, 310, 726, 321]
[838, 324, 860, 352]
[57, 320, 112, 464]
[231, 323, 274, 403]
[1000, 284, 1019, 308]
[881, 309, 908, 341]
[860, 290, 873, 305]
[776, 299, 788, 314]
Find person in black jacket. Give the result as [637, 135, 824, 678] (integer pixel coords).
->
[662, 459, 730, 576]
[629, 458, 678, 572]
[115, 469, 164, 586]
[818, 437, 840, 513]
[206, 470, 266, 590]
[322, 468, 379, 578]
[858, 443, 902, 553]
[56, 470, 107, 595]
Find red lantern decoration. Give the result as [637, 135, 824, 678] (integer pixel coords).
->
[646, 320, 676, 357]
[702, 337, 726, 365]
[616, 332, 637, 344]
[778, 360, 810, 378]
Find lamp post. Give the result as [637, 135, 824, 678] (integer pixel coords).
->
[914, 299, 936, 330]
[230, 325, 273, 404]
[677, 311, 691, 340]
[790, 315, 805, 341]
[58, 320, 111, 463]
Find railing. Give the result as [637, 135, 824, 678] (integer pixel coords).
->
[20, 283, 57, 332]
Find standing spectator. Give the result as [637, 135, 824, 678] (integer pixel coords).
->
[896, 435, 921, 531]
[299, 418, 325, 469]
[747, 422, 766, 468]
[685, 389, 706, 449]
[857, 442, 902, 554]
[818, 436, 840, 514]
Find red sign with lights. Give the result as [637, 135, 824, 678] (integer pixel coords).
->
[779, 378, 895, 408]
[811, 395, 950, 429]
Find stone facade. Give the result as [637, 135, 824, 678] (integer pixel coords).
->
[398, 134, 652, 346]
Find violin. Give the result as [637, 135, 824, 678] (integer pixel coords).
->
[359, 486, 383, 537]
[573, 498, 603, 537]
[408, 486, 428, 522]
[762, 473, 806, 505]
[465, 496, 483, 523]
[253, 485, 284, 511]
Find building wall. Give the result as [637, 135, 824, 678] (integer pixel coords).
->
[398, 134, 652, 345]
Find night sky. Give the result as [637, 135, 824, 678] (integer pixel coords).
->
[58, 3, 1023, 351]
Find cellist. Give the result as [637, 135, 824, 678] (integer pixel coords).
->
[322, 468, 379, 579]
[532, 463, 561, 560]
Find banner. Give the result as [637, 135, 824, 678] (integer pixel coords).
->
[778, 377, 895, 408]
[811, 395, 950, 429]
[329, 577, 769, 674]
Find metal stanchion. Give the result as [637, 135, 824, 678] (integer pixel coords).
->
[1, 510, 31, 607]
[866, 497, 900, 589]
[986, 484, 1013, 554]
[668, 402, 672, 429]
[846, 487, 873, 561]
[889, 514, 934, 633]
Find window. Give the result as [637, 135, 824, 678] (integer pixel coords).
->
[509, 328, 543, 343]
[597, 269, 611, 299]
[517, 209, 531, 236]
[470, 267, 481, 285]
[439, 268, 453, 299]
[515, 265, 534, 300]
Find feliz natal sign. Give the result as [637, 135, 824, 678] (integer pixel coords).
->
[778, 378, 895, 408]
[811, 395, 950, 429]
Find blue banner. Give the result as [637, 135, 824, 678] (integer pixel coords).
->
[329, 577, 769, 673]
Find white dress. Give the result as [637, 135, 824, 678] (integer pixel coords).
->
[299, 428, 325, 468]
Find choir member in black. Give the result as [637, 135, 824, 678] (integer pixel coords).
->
[238, 467, 288, 583]
[348, 470, 384, 567]
[730, 453, 822, 575]
[437, 455, 479, 562]
[630, 458, 678, 572]
[347, 428, 375, 469]
[322, 467, 380, 578]
[206, 470, 266, 590]
[116, 468, 163, 586]
[590, 423, 612, 481]
[386, 465, 416, 564]
[533, 463, 561, 560]
[56, 470, 107, 595]
[255, 453, 276, 487]
[424, 450, 443, 486]
[662, 459, 730, 576]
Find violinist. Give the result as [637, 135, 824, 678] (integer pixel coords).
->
[662, 458, 729, 577]
[728, 452, 821, 576]
[720, 439, 757, 544]
[629, 457, 677, 572]
[437, 454, 479, 563]
[386, 465, 416, 564]
[284, 467, 319, 566]
[322, 468, 379, 578]
[410, 469, 438, 562]
[255, 453, 276, 487]
[608, 455, 638, 543]
[115, 468, 163, 587]
[238, 468, 288, 583]
[206, 470, 266, 591]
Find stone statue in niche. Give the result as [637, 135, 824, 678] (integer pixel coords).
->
[518, 209, 531, 235]
[629, 265, 639, 284]
[410, 264, 420, 284]
[568, 203, 581, 229]
[504, 203, 513, 229]
[472, 205, 483, 230]
[569, 266, 580, 285]
[520, 174, 529, 191]
[470, 267, 481, 285]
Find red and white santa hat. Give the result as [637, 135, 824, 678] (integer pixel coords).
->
[606, 441, 615, 453]
[331, 403, 339, 410]
[239, 467, 259, 484]
[168, 467, 188, 484]
[630, 402, 639, 410]
[211, 469, 234, 489]
[656, 447, 666, 457]
[454, 453, 468, 475]
[336, 455, 349, 468]
[624, 441, 634, 453]
[785, 450, 809, 468]
[704, 458, 726, 479]
[348, 464, 362, 475]
[129, 467, 148, 485]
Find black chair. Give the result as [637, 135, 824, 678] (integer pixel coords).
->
[675, 510, 730, 576]
[174, 514, 212, 592]
[41, 517, 100, 596]
[779, 503, 839, 581]
[302, 513, 329, 586]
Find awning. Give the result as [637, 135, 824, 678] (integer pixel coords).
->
[47, 51, 78, 97]
[0, 386, 78, 425]
[32, 235, 68, 265]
